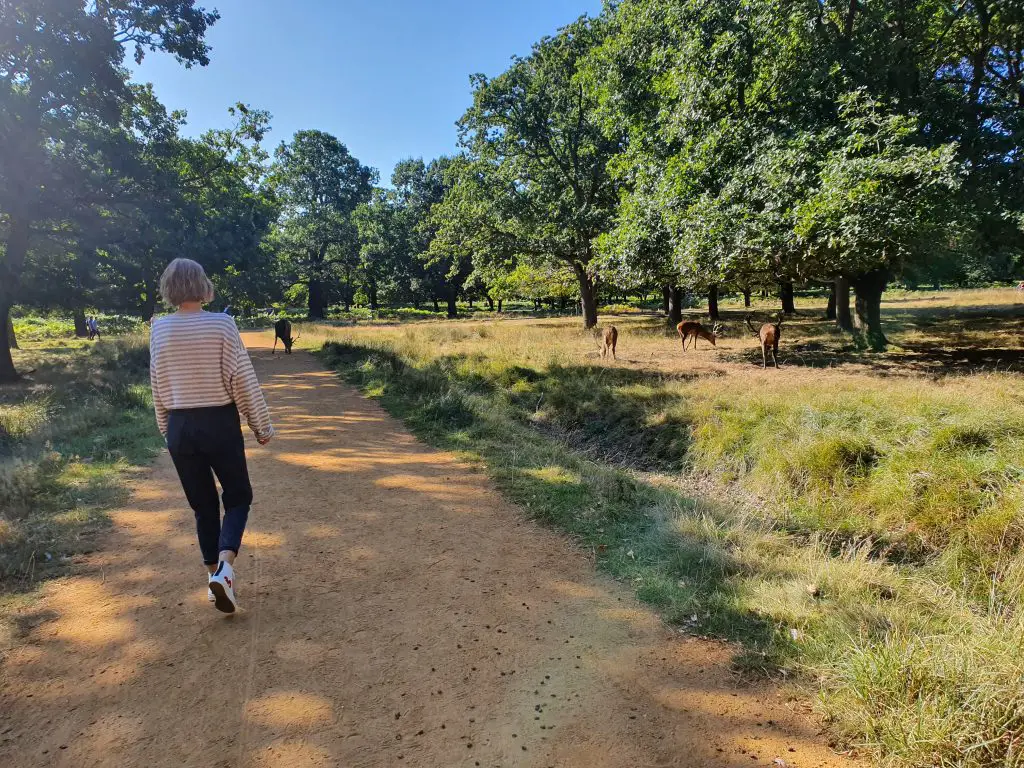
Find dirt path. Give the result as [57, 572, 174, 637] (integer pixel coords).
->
[0, 333, 860, 768]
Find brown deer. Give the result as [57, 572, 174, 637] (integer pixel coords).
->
[601, 325, 618, 360]
[273, 318, 298, 354]
[746, 313, 782, 368]
[676, 320, 721, 351]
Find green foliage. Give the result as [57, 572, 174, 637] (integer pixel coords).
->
[447, 16, 622, 328]
[0, 0, 220, 380]
[271, 130, 376, 318]
[12, 312, 145, 343]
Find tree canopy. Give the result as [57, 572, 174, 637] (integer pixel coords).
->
[4, 0, 1023, 364]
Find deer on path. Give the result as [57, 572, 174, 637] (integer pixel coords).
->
[601, 326, 618, 360]
[676, 320, 720, 351]
[746, 313, 782, 369]
[273, 319, 297, 354]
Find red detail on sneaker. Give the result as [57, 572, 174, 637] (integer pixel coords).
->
[225, 577, 232, 588]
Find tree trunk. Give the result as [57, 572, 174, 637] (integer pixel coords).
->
[497, 299, 503, 313]
[446, 286, 458, 319]
[308, 278, 326, 319]
[661, 285, 671, 315]
[668, 286, 683, 326]
[468, 298, 474, 308]
[707, 284, 720, 321]
[559, 296, 567, 311]
[572, 263, 598, 329]
[73, 308, 89, 337]
[743, 287, 751, 308]
[486, 296, 494, 311]
[826, 283, 837, 320]
[6, 313, 17, 350]
[852, 270, 888, 349]
[141, 281, 158, 322]
[0, 214, 28, 382]
[432, 298, 439, 312]
[835, 276, 853, 332]
[780, 281, 796, 314]
[368, 281, 379, 311]
[0, 302, 17, 383]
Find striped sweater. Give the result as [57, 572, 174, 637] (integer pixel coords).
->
[149, 311, 274, 439]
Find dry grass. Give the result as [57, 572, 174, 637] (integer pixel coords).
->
[0, 337, 163, 628]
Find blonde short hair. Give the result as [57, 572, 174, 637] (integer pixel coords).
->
[159, 258, 215, 307]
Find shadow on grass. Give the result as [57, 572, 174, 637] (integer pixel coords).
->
[319, 341, 791, 673]
[1, 339, 164, 594]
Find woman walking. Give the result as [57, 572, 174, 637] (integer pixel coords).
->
[149, 258, 274, 613]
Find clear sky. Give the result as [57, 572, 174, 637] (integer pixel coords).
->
[131, 0, 602, 185]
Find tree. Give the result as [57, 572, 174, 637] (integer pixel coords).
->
[456, 17, 620, 328]
[419, 157, 485, 318]
[0, 0, 218, 381]
[795, 95, 964, 348]
[271, 131, 375, 319]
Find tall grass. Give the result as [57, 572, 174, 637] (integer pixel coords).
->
[312, 292, 1024, 768]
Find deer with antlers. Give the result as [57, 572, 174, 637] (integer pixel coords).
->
[746, 313, 783, 369]
[676, 320, 721, 351]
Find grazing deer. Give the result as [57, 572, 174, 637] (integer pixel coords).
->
[746, 313, 782, 369]
[676, 320, 721, 351]
[273, 318, 297, 354]
[601, 325, 618, 360]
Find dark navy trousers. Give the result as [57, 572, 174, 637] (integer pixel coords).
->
[166, 404, 253, 565]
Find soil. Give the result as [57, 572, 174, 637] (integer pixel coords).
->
[0, 332, 862, 768]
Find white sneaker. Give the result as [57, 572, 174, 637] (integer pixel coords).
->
[208, 561, 239, 613]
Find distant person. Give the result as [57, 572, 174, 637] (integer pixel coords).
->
[222, 305, 232, 316]
[149, 258, 274, 614]
[89, 316, 101, 341]
[86, 315, 95, 340]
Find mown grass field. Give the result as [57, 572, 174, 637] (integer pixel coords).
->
[0, 336, 163, 648]
[308, 286, 1024, 768]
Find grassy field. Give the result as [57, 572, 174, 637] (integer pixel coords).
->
[309, 286, 1024, 768]
[0, 336, 163, 647]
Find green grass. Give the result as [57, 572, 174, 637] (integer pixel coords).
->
[314, 292, 1024, 768]
[12, 311, 146, 342]
[0, 337, 163, 612]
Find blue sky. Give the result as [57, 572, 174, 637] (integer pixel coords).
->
[132, 0, 602, 184]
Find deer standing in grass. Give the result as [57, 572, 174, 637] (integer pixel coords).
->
[746, 313, 782, 368]
[676, 320, 720, 351]
[601, 325, 618, 360]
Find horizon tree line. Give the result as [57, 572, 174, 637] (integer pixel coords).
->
[3, 0, 1023, 382]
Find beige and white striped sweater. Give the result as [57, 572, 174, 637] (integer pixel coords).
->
[149, 311, 274, 439]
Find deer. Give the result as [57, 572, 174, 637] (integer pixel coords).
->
[676, 320, 721, 351]
[601, 325, 618, 360]
[273, 318, 298, 354]
[746, 313, 783, 369]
